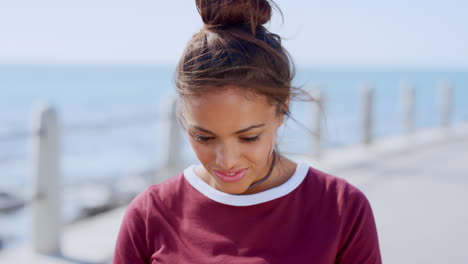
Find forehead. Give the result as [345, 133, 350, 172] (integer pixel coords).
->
[183, 88, 277, 132]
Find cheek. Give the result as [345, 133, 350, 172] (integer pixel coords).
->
[243, 143, 270, 164]
[240, 133, 276, 166]
[188, 139, 214, 163]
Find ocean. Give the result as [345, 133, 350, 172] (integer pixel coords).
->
[1, 65, 467, 190]
[0, 64, 467, 249]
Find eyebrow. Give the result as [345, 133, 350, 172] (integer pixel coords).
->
[191, 124, 265, 135]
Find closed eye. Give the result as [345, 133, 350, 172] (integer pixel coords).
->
[193, 134, 214, 142]
[240, 135, 260, 142]
[192, 134, 262, 144]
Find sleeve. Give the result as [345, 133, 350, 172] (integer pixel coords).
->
[113, 190, 152, 264]
[335, 189, 382, 264]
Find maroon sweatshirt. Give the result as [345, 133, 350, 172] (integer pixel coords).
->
[113, 162, 382, 264]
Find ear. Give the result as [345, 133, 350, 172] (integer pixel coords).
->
[276, 107, 287, 128]
[278, 97, 290, 125]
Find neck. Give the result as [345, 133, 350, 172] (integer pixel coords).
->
[240, 153, 284, 195]
[246, 151, 277, 190]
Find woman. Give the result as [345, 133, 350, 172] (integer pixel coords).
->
[113, 0, 382, 263]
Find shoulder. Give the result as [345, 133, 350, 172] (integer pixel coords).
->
[115, 174, 187, 262]
[125, 172, 185, 218]
[305, 167, 383, 262]
[302, 165, 371, 215]
[302, 165, 381, 260]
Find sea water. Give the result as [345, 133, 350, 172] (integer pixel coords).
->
[0, 65, 467, 248]
[0, 65, 467, 189]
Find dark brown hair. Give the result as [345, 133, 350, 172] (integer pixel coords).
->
[175, 0, 310, 119]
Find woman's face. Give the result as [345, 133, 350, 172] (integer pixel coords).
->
[183, 87, 284, 195]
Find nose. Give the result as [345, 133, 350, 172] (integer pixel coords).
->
[215, 141, 239, 170]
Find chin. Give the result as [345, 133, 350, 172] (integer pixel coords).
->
[216, 183, 250, 195]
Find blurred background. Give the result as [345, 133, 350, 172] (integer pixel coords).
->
[0, 0, 467, 263]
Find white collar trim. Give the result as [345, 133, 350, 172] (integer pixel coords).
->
[183, 162, 309, 206]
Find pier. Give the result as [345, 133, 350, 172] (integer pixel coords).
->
[303, 123, 468, 264]
[0, 122, 467, 263]
[0, 82, 466, 263]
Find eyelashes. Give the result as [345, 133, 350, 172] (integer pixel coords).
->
[192, 134, 261, 143]
[193, 135, 212, 142]
[241, 135, 261, 142]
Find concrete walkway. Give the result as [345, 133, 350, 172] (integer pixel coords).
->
[344, 135, 467, 264]
[1, 123, 467, 263]
[299, 123, 468, 264]
[0, 206, 125, 264]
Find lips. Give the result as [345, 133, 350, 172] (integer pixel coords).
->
[213, 168, 248, 183]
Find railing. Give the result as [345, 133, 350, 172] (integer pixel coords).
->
[0, 98, 177, 253]
[0, 81, 460, 255]
[309, 81, 455, 158]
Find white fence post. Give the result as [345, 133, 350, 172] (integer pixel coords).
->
[30, 103, 61, 255]
[310, 86, 325, 159]
[438, 80, 453, 129]
[156, 96, 184, 183]
[360, 84, 374, 145]
[401, 82, 415, 135]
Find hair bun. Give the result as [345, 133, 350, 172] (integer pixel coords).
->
[196, 0, 272, 32]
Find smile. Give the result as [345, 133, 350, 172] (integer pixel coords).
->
[213, 169, 248, 183]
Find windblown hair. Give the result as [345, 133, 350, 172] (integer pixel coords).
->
[175, 0, 306, 117]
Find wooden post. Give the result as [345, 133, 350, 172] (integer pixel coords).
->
[401, 82, 415, 135]
[360, 84, 374, 145]
[156, 96, 184, 183]
[30, 103, 61, 255]
[438, 81, 453, 128]
[310, 86, 325, 159]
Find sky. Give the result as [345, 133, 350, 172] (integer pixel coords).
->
[0, 0, 467, 68]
